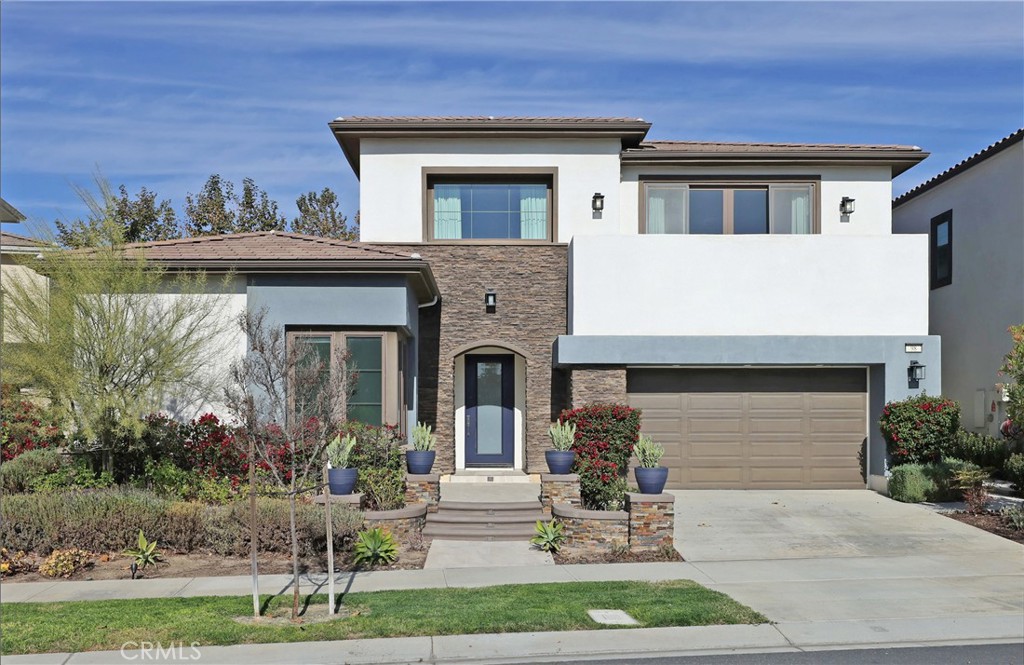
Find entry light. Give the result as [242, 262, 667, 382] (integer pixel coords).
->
[484, 289, 497, 310]
[908, 360, 926, 389]
[592, 193, 605, 212]
[840, 197, 856, 216]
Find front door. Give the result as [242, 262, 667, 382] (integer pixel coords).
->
[465, 354, 514, 467]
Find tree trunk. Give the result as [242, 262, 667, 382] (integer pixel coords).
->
[249, 435, 260, 618]
[289, 480, 300, 620]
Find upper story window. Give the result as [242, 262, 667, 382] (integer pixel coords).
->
[642, 181, 816, 235]
[426, 171, 555, 242]
[930, 210, 952, 289]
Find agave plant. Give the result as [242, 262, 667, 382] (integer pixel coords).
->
[530, 519, 565, 553]
[411, 422, 436, 452]
[326, 433, 357, 468]
[353, 527, 399, 566]
[123, 529, 163, 570]
[547, 421, 577, 452]
[634, 435, 665, 468]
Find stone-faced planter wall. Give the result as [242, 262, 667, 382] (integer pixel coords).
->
[363, 504, 427, 550]
[404, 473, 440, 513]
[552, 504, 628, 554]
[540, 473, 581, 511]
[625, 492, 675, 553]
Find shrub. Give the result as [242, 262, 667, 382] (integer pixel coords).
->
[29, 460, 115, 493]
[139, 459, 239, 504]
[0, 547, 32, 578]
[947, 430, 1011, 471]
[530, 520, 564, 553]
[888, 464, 935, 503]
[180, 413, 246, 479]
[1004, 453, 1024, 497]
[1001, 506, 1024, 531]
[204, 497, 363, 557]
[353, 527, 398, 566]
[559, 405, 640, 510]
[345, 422, 404, 471]
[879, 394, 960, 465]
[0, 396, 65, 462]
[358, 468, 405, 511]
[0, 449, 65, 494]
[1000, 325, 1024, 445]
[952, 467, 990, 513]
[39, 548, 94, 578]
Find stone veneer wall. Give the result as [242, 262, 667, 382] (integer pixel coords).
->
[377, 244, 568, 474]
[540, 473, 581, 511]
[404, 473, 440, 513]
[552, 504, 628, 553]
[363, 504, 427, 550]
[625, 492, 675, 553]
[570, 367, 627, 406]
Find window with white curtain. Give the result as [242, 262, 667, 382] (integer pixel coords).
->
[644, 182, 815, 235]
[428, 177, 552, 241]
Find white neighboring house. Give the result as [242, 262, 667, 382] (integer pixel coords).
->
[892, 129, 1024, 437]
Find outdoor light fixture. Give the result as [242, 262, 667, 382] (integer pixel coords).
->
[592, 193, 605, 212]
[130, 562, 139, 580]
[484, 289, 497, 310]
[840, 197, 856, 216]
[908, 360, 926, 389]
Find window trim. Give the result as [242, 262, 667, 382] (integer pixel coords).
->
[285, 329, 403, 427]
[638, 176, 821, 235]
[930, 210, 953, 289]
[422, 167, 558, 244]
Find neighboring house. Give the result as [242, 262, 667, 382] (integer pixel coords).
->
[1, 228, 50, 347]
[892, 129, 1024, 438]
[132, 116, 937, 492]
[0, 197, 28, 224]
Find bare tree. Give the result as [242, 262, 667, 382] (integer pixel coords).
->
[224, 308, 354, 619]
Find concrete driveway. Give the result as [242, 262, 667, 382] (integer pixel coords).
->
[670, 490, 1024, 629]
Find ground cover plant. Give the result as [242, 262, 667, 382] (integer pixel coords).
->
[1, 580, 766, 655]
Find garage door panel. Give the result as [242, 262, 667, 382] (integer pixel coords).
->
[628, 369, 867, 490]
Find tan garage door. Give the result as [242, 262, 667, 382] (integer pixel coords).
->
[627, 368, 867, 489]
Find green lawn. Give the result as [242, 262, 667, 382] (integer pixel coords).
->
[2, 580, 766, 655]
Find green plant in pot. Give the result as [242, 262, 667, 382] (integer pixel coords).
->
[326, 433, 358, 495]
[546, 421, 577, 474]
[634, 435, 668, 494]
[407, 422, 436, 474]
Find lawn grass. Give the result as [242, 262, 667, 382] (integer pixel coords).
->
[2, 580, 766, 655]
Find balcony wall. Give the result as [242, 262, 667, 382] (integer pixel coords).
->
[569, 234, 929, 337]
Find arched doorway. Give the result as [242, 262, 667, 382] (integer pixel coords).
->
[453, 344, 528, 470]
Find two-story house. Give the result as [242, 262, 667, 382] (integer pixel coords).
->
[132, 116, 937, 493]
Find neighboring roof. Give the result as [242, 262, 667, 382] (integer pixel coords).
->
[0, 198, 27, 223]
[329, 116, 653, 176]
[113, 231, 438, 302]
[1, 230, 48, 249]
[623, 140, 928, 176]
[893, 129, 1024, 207]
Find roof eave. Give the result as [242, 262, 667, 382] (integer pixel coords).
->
[620, 150, 929, 177]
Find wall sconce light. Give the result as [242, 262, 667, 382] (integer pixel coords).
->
[592, 193, 605, 212]
[908, 360, 926, 389]
[484, 289, 497, 311]
[840, 197, 856, 216]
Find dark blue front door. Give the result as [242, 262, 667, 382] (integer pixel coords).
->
[465, 354, 514, 467]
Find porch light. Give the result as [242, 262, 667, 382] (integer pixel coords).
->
[484, 289, 497, 310]
[840, 196, 856, 216]
[592, 193, 605, 212]
[908, 360, 926, 389]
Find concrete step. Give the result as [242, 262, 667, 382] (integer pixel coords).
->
[422, 523, 536, 541]
[437, 500, 542, 513]
[427, 511, 546, 525]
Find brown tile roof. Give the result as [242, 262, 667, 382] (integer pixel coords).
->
[122, 231, 417, 263]
[633, 140, 921, 153]
[893, 129, 1023, 207]
[0, 198, 27, 224]
[0, 231, 48, 248]
[335, 116, 647, 124]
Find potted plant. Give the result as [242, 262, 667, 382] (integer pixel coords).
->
[407, 422, 436, 474]
[326, 433, 358, 495]
[634, 434, 668, 494]
[546, 420, 577, 474]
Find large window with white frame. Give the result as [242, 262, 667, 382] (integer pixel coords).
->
[643, 182, 816, 235]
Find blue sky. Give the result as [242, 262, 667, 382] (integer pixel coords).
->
[2, 1, 1022, 235]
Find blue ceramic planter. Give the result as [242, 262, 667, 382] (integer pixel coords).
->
[634, 466, 668, 495]
[406, 450, 436, 475]
[545, 450, 576, 475]
[328, 467, 358, 495]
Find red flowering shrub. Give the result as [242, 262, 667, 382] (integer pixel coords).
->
[1, 395, 64, 462]
[879, 394, 960, 466]
[178, 413, 247, 480]
[559, 405, 641, 510]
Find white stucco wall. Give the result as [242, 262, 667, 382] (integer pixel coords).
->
[892, 142, 1024, 435]
[358, 138, 623, 243]
[619, 165, 894, 236]
[569, 234, 929, 336]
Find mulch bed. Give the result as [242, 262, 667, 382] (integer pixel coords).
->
[944, 511, 1024, 544]
[554, 548, 684, 565]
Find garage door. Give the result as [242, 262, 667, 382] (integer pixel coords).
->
[627, 368, 867, 489]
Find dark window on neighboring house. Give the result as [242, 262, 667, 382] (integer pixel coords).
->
[930, 210, 952, 289]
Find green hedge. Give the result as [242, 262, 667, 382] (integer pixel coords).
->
[0, 489, 363, 556]
[1005, 454, 1024, 497]
[888, 458, 982, 503]
[947, 430, 1012, 470]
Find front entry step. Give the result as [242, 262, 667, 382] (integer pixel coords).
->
[423, 497, 546, 542]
